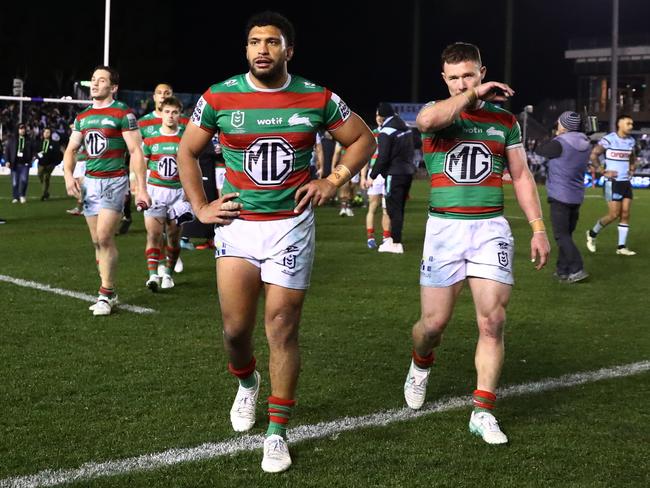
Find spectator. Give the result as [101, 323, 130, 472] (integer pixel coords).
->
[36, 127, 62, 201]
[4, 123, 34, 203]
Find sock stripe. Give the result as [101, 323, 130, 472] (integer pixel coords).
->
[412, 349, 435, 369]
[228, 357, 256, 379]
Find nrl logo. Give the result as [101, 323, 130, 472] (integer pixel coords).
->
[231, 110, 245, 128]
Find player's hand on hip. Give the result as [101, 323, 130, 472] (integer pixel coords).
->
[196, 192, 242, 225]
[475, 81, 514, 103]
[294, 179, 337, 213]
[530, 233, 550, 271]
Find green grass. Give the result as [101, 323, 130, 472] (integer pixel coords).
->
[0, 176, 648, 487]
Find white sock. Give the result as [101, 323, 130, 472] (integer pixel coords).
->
[617, 224, 629, 247]
[592, 220, 604, 235]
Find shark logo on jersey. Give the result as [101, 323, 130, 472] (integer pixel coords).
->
[288, 113, 313, 127]
[191, 97, 206, 125]
[487, 127, 505, 139]
[101, 118, 116, 128]
[223, 79, 238, 87]
[231, 110, 245, 128]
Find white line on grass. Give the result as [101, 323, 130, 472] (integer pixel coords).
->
[0, 274, 155, 315]
[1, 360, 648, 488]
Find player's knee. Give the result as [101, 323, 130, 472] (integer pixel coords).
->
[418, 314, 447, 337]
[477, 311, 506, 340]
[266, 313, 299, 346]
[222, 326, 252, 348]
[95, 234, 114, 249]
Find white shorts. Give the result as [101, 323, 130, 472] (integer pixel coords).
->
[215, 167, 226, 191]
[73, 161, 86, 179]
[350, 172, 360, 185]
[214, 209, 315, 290]
[367, 174, 386, 196]
[144, 184, 192, 220]
[420, 216, 514, 287]
[82, 175, 129, 216]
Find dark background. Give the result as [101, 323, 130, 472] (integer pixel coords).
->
[2, 0, 649, 121]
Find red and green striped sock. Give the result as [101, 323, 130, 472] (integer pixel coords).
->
[472, 389, 496, 413]
[145, 248, 160, 277]
[228, 357, 257, 388]
[98, 286, 115, 299]
[266, 396, 295, 438]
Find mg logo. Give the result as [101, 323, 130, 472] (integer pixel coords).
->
[84, 130, 108, 158]
[444, 141, 493, 184]
[231, 110, 245, 128]
[157, 155, 178, 179]
[244, 136, 295, 186]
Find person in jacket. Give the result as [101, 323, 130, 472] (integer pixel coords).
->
[4, 123, 34, 203]
[369, 102, 415, 254]
[536, 111, 591, 282]
[37, 127, 62, 200]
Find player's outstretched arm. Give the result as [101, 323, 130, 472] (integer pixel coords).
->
[295, 113, 375, 213]
[507, 146, 550, 270]
[178, 124, 241, 225]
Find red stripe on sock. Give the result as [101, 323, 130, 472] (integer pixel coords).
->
[268, 396, 296, 407]
[383, 230, 391, 238]
[412, 349, 435, 368]
[228, 357, 256, 379]
[473, 389, 496, 402]
[473, 400, 495, 410]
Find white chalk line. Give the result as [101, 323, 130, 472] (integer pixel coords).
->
[0, 274, 156, 314]
[1, 360, 648, 488]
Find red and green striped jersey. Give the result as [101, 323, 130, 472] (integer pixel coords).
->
[421, 101, 522, 219]
[138, 111, 189, 139]
[191, 72, 351, 221]
[77, 143, 88, 163]
[73, 100, 138, 178]
[143, 127, 184, 189]
[369, 128, 379, 167]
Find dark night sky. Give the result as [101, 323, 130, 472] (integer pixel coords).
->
[2, 0, 649, 121]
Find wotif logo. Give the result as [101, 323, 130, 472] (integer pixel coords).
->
[257, 117, 283, 126]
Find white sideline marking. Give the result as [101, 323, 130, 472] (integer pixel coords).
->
[1, 360, 647, 488]
[0, 274, 155, 315]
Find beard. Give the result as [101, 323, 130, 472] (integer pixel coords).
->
[249, 59, 285, 84]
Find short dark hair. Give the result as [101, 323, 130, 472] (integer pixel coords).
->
[161, 96, 183, 111]
[616, 114, 632, 126]
[92, 65, 120, 85]
[245, 11, 295, 46]
[441, 42, 482, 69]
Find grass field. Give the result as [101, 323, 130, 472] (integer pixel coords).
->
[0, 175, 648, 487]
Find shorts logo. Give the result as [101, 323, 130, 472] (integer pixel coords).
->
[215, 241, 227, 256]
[497, 251, 509, 267]
[444, 141, 493, 185]
[231, 110, 245, 128]
[283, 254, 296, 270]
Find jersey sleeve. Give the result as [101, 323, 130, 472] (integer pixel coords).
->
[121, 109, 139, 132]
[142, 141, 151, 158]
[323, 90, 351, 131]
[505, 118, 523, 150]
[73, 115, 82, 132]
[190, 89, 219, 133]
[599, 135, 612, 149]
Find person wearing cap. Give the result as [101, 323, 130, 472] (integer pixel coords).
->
[535, 111, 591, 283]
[4, 123, 34, 203]
[585, 114, 637, 256]
[369, 102, 415, 254]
